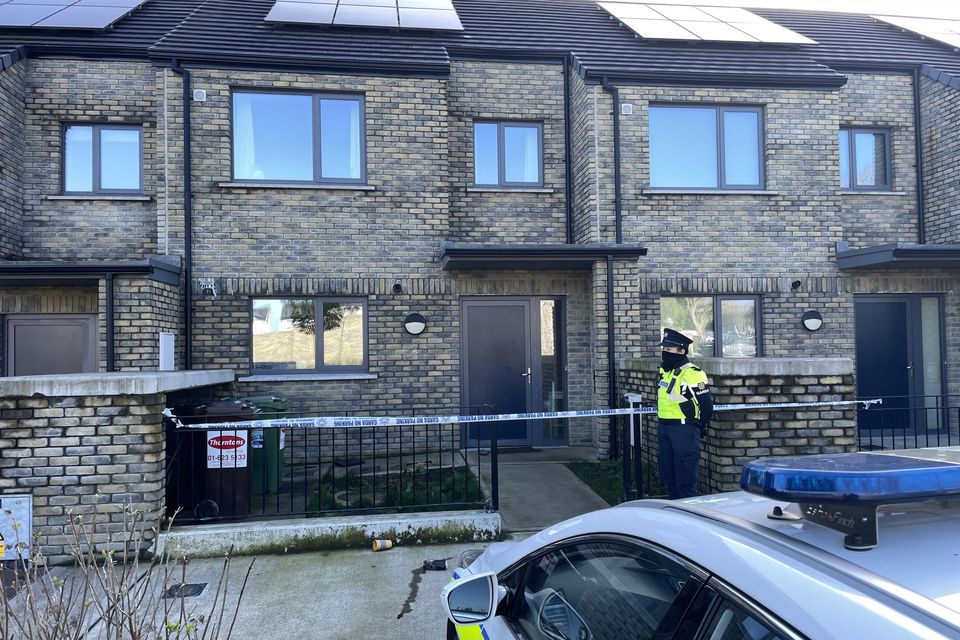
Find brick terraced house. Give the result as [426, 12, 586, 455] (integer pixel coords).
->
[1, 0, 960, 463]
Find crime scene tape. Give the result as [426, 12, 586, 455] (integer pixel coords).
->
[169, 398, 881, 431]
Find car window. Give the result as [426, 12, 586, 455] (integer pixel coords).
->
[702, 598, 786, 640]
[510, 540, 696, 640]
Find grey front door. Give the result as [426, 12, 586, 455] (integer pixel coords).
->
[462, 299, 533, 445]
[5, 315, 98, 376]
[855, 295, 945, 434]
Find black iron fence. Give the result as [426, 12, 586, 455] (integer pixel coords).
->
[857, 395, 960, 451]
[164, 406, 497, 524]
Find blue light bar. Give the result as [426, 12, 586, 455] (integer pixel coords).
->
[741, 448, 960, 503]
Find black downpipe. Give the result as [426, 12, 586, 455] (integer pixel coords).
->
[601, 77, 623, 244]
[105, 272, 115, 372]
[171, 59, 193, 369]
[563, 56, 573, 244]
[912, 67, 926, 245]
[606, 254, 618, 459]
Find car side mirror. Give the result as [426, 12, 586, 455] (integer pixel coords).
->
[440, 571, 504, 626]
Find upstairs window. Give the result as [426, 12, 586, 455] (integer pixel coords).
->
[63, 124, 142, 194]
[251, 298, 367, 373]
[233, 92, 365, 183]
[839, 128, 890, 190]
[649, 105, 763, 189]
[661, 296, 760, 358]
[473, 121, 542, 187]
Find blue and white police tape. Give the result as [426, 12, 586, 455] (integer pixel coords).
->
[168, 398, 881, 431]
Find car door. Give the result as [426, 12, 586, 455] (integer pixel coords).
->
[497, 535, 708, 640]
[672, 579, 804, 640]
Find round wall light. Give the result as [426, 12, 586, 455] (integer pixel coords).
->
[802, 310, 823, 331]
[403, 312, 427, 335]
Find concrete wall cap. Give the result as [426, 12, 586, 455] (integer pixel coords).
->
[0, 370, 235, 397]
[620, 357, 853, 377]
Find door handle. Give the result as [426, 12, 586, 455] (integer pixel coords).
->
[521, 367, 532, 384]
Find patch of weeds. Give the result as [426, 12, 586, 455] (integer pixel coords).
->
[307, 466, 484, 512]
[566, 459, 666, 506]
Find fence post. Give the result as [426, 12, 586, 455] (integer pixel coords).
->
[621, 408, 631, 502]
[490, 421, 499, 512]
[626, 393, 643, 499]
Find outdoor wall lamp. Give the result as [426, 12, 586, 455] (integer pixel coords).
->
[802, 310, 823, 331]
[403, 312, 427, 335]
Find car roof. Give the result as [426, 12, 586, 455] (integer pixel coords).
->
[485, 492, 960, 639]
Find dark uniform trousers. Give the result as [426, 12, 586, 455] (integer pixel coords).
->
[657, 422, 701, 500]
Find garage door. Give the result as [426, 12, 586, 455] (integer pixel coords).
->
[5, 315, 97, 376]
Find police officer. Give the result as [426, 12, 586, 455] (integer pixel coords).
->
[657, 328, 713, 499]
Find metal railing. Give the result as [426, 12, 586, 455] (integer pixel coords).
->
[164, 406, 496, 524]
[857, 395, 960, 452]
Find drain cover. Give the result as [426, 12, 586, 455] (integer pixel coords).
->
[164, 583, 207, 598]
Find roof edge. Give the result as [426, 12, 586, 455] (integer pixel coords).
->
[0, 45, 26, 72]
[919, 64, 960, 91]
[582, 69, 847, 90]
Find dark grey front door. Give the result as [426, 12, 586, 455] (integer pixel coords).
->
[462, 299, 533, 444]
[5, 315, 98, 376]
[855, 295, 945, 433]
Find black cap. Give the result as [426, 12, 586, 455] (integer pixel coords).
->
[661, 328, 693, 350]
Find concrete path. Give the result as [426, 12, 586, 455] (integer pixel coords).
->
[490, 447, 612, 534]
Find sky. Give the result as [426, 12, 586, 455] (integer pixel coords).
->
[632, 0, 960, 20]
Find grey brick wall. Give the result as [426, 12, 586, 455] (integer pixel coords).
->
[921, 76, 960, 244]
[620, 358, 856, 494]
[447, 62, 567, 243]
[21, 60, 159, 260]
[837, 73, 918, 249]
[99, 277, 182, 372]
[168, 69, 448, 277]
[0, 392, 166, 565]
[0, 60, 24, 260]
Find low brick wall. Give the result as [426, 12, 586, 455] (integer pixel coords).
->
[0, 371, 233, 564]
[619, 357, 856, 494]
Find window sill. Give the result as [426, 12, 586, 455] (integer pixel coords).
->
[641, 189, 778, 196]
[218, 182, 375, 191]
[840, 190, 905, 196]
[47, 195, 151, 201]
[467, 186, 554, 193]
[238, 373, 377, 382]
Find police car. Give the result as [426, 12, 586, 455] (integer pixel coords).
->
[441, 447, 960, 639]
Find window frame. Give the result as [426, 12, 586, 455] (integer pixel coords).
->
[231, 89, 367, 185]
[648, 103, 765, 190]
[839, 127, 892, 191]
[697, 577, 808, 640]
[249, 296, 369, 374]
[660, 294, 763, 358]
[61, 123, 144, 195]
[472, 119, 544, 188]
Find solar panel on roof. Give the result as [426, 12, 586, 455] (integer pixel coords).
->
[599, 3, 816, 45]
[876, 15, 960, 50]
[0, 0, 147, 29]
[399, 7, 461, 30]
[333, 4, 397, 27]
[265, 1, 334, 25]
[264, 0, 463, 31]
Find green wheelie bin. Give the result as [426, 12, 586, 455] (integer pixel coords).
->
[243, 396, 289, 494]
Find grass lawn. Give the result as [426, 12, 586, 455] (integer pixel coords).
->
[565, 459, 667, 506]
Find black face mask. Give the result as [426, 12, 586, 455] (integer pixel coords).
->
[661, 350, 688, 371]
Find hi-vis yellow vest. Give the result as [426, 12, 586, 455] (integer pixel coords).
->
[657, 363, 708, 420]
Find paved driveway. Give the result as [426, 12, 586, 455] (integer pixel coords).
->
[177, 541, 484, 639]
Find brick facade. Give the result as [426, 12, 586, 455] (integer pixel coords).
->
[920, 75, 960, 244]
[0, 59, 24, 260]
[0, 392, 166, 565]
[21, 60, 160, 260]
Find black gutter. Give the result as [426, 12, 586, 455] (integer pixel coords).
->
[587, 71, 846, 90]
[171, 59, 193, 370]
[105, 272, 115, 372]
[836, 243, 960, 270]
[912, 66, 926, 245]
[606, 254, 617, 459]
[0, 257, 181, 285]
[151, 52, 450, 78]
[600, 77, 623, 244]
[563, 55, 573, 244]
